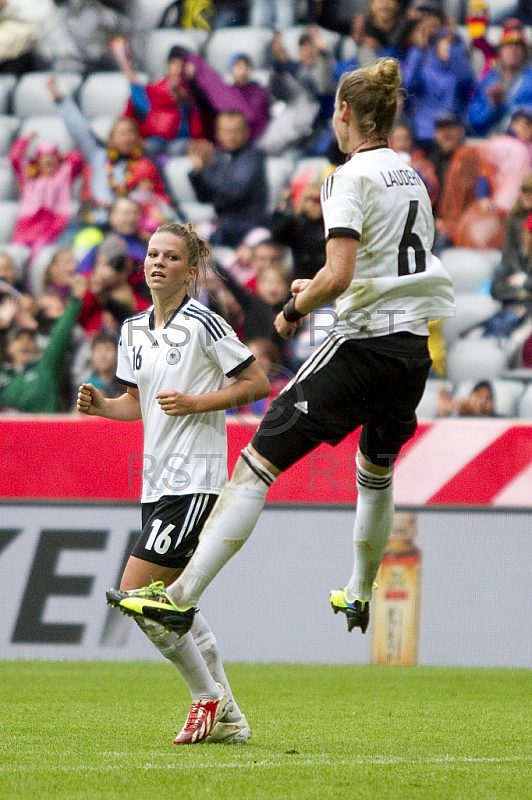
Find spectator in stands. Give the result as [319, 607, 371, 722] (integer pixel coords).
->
[0, 273, 85, 413]
[48, 75, 161, 229]
[9, 133, 84, 261]
[425, 111, 465, 216]
[436, 133, 532, 249]
[210, 1, 249, 29]
[82, 330, 121, 398]
[401, 22, 474, 149]
[437, 380, 495, 417]
[507, 105, 532, 156]
[491, 172, 532, 307]
[78, 237, 150, 336]
[126, 158, 178, 236]
[270, 179, 326, 282]
[350, 0, 410, 66]
[39, 247, 78, 300]
[0, 0, 54, 74]
[183, 52, 270, 143]
[36, 0, 138, 75]
[0, 251, 24, 292]
[188, 110, 269, 246]
[78, 198, 149, 286]
[468, 23, 532, 137]
[389, 122, 439, 205]
[114, 40, 205, 158]
[258, 26, 334, 156]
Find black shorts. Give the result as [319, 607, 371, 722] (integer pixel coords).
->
[132, 493, 218, 568]
[252, 332, 432, 470]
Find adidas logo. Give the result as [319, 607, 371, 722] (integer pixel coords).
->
[294, 400, 308, 414]
[151, 340, 159, 348]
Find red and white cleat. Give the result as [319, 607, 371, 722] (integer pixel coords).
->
[173, 685, 229, 745]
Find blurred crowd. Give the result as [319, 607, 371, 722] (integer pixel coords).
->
[2, 0, 532, 417]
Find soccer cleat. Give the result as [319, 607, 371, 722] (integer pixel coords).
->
[173, 685, 229, 745]
[330, 588, 370, 633]
[105, 580, 195, 635]
[204, 706, 251, 744]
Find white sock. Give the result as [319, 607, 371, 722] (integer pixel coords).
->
[192, 611, 242, 722]
[345, 465, 394, 603]
[135, 617, 221, 701]
[167, 448, 275, 608]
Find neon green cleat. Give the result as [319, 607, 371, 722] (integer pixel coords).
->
[330, 588, 370, 633]
[106, 581, 195, 635]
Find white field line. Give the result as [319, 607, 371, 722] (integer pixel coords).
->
[2, 755, 531, 772]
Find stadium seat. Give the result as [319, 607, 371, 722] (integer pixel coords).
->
[89, 115, 115, 144]
[454, 379, 525, 417]
[143, 29, 208, 80]
[79, 72, 147, 119]
[446, 337, 509, 384]
[0, 243, 31, 281]
[442, 293, 501, 347]
[440, 247, 500, 294]
[13, 72, 82, 118]
[0, 201, 19, 243]
[19, 117, 74, 153]
[133, 0, 174, 29]
[164, 156, 197, 204]
[517, 384, 532, 418]
[416, 379, 452, 419]
[180, 200, 216, 224]
[0, 75, 16, 114]
[0, 157, 16, 200]
[266, 155, 296, 211]
[0, 115, 19, 157]
[205, 27, 273, 72]
[281, 25, 342, 60]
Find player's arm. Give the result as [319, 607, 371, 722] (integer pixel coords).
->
[156, 360, 270, 417]
[77, 383, 141, 421]
[275, 236, 358, 339]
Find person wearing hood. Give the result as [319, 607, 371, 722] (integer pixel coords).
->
[401, 22, 474, 149]
[9, 133, 84, 260]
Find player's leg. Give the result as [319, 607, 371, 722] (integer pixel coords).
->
[107, 497, 229, 743]
[330, 449, 394, 633]
[331, 335, 432, 632]
[192, 611, 251, 743]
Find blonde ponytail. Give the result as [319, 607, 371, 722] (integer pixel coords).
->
[337, 57, 403, 138]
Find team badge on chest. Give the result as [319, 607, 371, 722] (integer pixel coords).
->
[166, 348, 181, 365]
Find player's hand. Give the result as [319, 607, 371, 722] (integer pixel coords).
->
[156, 390, 196, 416]
[77, 382, 107, 416]
[274, 310, 300, 340]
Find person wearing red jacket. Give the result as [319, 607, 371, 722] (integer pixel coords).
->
[117, 41, 204, 158]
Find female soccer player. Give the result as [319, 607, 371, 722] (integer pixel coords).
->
[109, 60, 455, 644]
[78, 223, 270, 744]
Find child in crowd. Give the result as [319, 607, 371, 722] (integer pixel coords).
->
[9, 134, 84, 260]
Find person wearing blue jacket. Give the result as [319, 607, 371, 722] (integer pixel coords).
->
[402, 24, 475, 148]
[469, 25, 532, 137]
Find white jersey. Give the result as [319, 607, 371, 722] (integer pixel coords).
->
[321, 146, 455, 338]
[116, 296, 255, 503]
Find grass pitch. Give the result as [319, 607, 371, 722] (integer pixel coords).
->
[2, 662, 530, 800]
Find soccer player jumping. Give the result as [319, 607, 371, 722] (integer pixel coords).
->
[107, 60, 454, 647]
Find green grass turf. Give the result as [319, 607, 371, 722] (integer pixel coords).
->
[1, 662, 531, 800]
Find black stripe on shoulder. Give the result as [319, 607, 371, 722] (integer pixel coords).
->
[124, 310, 151, 324]
[116, 376, 137, 388]
[327, 227, 360, 241]
[184, 309, 223, 342]
[226, 354, 255, 378]
[187, 302, 225, 338]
